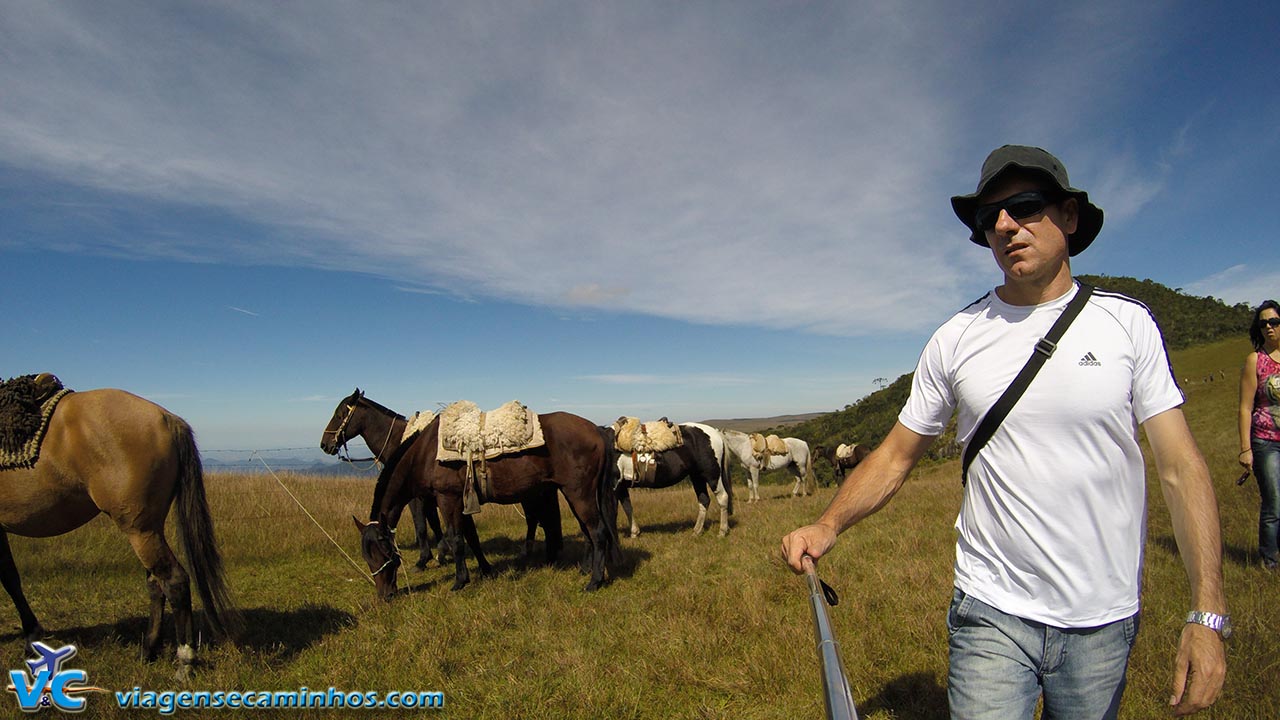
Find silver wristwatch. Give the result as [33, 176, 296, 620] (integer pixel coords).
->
[1185, 610, 1232, 640]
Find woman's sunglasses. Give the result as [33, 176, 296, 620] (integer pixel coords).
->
[1260, 318, 1280, 328]
[974, 190, 1063, 232]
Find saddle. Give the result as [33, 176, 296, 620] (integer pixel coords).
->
[611, 416, 683, 454]
[401, 410, 437, 444]
[749, 433, 789, 467]
[835, 443, 858, 460]
[0, 373, 73, 470]
[610, 417, 682, 488]
[437, 400, 545, 514]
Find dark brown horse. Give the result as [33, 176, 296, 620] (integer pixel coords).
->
[321, 389, 561, 567]
[814, 442, 871, 485]
[0, 389, 239, 675]
[357, 411, 620, 598]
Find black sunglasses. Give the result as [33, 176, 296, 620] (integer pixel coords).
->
[974, 190, 1063, 232]
[1261, 318, 1280, 328]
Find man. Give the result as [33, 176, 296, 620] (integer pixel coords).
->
[781, 145, 1227, 718]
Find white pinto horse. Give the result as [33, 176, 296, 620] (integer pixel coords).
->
[721, 430, 816, 502]
[614, 423, 734, 537]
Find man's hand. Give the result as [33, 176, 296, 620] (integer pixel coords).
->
[1169, 623, 1226, 716]
[781, 523, 838, 573]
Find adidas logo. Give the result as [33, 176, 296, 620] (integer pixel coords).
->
[1079, 352, 1101, 367]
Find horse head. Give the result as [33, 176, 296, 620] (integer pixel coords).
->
[353, 515, 401, 602]
[320, 389, 365, 454]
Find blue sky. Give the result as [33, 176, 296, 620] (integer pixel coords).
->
[2, 1, 1277, 462]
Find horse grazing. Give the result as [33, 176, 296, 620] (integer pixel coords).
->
[321, 389, 441, 568]
[322, 389, 561, 567]
[722, 430, 816, 501]
[606, 422, 733, 537]
[357, 411, 620, 598]
[813, 442, 871, 485]
[0, 389, 239, 676]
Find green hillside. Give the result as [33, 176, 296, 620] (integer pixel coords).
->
[773, 275, 1253, 481]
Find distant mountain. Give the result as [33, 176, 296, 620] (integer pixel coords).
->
[697, 413, 827, 433]
[202, 455, 378, 478]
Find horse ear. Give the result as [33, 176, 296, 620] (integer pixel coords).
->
[353, 515, 366, 532]
[378, 510, 391, 528]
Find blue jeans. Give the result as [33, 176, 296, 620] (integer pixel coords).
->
[1252, 438, 1280, 563]
[946, 589, 1138, 720]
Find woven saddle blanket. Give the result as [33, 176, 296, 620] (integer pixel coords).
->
[436, 400, 544, 462]
[0, 373, 73, 470]
[611, 416, 683, 454]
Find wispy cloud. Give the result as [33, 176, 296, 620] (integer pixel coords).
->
[0, 3, 1200, 335]
[227, 306, 259, 317]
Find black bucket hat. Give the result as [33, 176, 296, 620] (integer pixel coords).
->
[950, 145, 1104, 256]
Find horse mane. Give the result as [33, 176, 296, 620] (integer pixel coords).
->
[368, 433, 418, 521]
[358, 395, 406, 421]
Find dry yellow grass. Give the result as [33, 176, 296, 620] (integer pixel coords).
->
[0, 337, 1274, 718]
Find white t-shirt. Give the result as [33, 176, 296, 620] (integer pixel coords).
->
[899, 282, 1184, 627]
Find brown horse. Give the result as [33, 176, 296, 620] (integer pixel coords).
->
[0, 389, 239, 675]
[814, 442, 871, 485]
[321, 389, 561, 567]
[356, 411, 620, 598]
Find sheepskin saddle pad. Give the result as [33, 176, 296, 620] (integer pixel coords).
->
[0, 373, 73, 470]
[836, 443, 859, 460]
[437, 400, 545, 461]
[401, 410, 437, 444]
[611, 416, 683, 454]
[749, 433, 789, 457]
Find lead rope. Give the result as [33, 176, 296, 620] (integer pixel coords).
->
[251, 452, 376, 586]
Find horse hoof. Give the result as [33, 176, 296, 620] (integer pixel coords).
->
[449, 581, 468, 592]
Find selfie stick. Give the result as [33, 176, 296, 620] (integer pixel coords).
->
[802, 555, 859, 720]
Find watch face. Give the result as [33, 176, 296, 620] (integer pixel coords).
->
[1220, 618, 1233, 640]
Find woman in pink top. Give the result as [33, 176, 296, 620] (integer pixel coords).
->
[1239, 300, 1280, 570]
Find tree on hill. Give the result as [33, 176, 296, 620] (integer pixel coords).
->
[774, 275, 1251, 475]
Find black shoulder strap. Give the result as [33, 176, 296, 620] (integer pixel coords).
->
[960, 282, 1094, 485]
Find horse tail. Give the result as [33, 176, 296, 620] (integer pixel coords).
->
[720, 438, 734, 516]
[804, 444, 817, 495]
[595, 426, 624, 568]
[169, 415, 243, 638]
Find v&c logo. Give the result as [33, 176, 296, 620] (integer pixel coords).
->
[6, 642, 106, 713]
[1079, 352, 1102, 367]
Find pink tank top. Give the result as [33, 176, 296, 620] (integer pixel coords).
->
[1253, 352, 1280, 442]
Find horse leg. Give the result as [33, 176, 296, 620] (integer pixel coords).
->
[749, 467, 761, 502]
[408, 497, 432, 571]
[691, 480, 711, 535]
[560, 490, 607, 591]
[0, 531, 44, 642]
[716, 488, 730, 538]
[541, 487, 563, 564]
[443, 508, 470, 592]
[617, 485, 639, 538]
[460, 515, 492, 577]
[126, 530, 195, 678]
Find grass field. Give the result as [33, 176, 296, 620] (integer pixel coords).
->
[2, 337, 1275, 718]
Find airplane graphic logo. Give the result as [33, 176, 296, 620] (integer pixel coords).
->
[7, 642, 106, 713]
[1079, 352, 1102, 367]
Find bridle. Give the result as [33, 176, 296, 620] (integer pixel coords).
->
[324, 397, 397, 464]
[366, 522, 402, 578]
